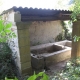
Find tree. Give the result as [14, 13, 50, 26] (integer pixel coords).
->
[69, 0, 80, 42]
[55, 0, 70, 10]
[70, 0, 80, 21]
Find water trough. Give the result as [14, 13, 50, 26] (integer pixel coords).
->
[30, 40, 71, 69]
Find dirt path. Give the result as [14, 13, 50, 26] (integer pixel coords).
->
[32, 59, 69, 80]
[45, 59, 69, 79]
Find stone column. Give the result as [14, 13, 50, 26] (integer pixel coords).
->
[2, 11, 32, 75]
[71, 21, 80, 58]
[16, 22, 32, 75]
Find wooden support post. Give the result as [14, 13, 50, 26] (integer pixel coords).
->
[71, 21, 80, 58]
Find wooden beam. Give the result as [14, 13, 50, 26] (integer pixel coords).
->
[71, 21, 80, 58]
[21, 15, 71, 21]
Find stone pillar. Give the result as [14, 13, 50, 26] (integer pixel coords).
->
[71, 21, 80, 58]
[2, 11, 32, 75]
[16, 22, 32, 75]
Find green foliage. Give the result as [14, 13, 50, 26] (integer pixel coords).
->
[0, 72, 48, 80]
[73, 35, 80, 42]
[52, 58, 80, 80]
[70, 0, 80, 21]
[69, 0, 80, 42]
[55, 21, 72, 41]
[0, 17, 16, 42]
[5, 77, 18, 80]
[70, 0, 80, 42]
[0, 17, 16, 79]
[0, 43, 16, 79]
[27, 71, 49, 80]
[55, 31, 65, 41]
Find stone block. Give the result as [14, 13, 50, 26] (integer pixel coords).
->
[22, 67, 32, 75]
[21, 62, 31, 70]
[18, 38, 30, 47]
[20, 54, 31, 63]
[19, 46, 30, 56]
[45, 50, 71, 66]
[14, 12, 21, 22]
[16, 22, 31, 30]
[31, 55, 44, 69]
[18, 29, 29, 38]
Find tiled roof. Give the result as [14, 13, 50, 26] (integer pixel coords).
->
[1, 6, 72, 21]
[12, 6, 70, 11]
[1, 6, 72, 15]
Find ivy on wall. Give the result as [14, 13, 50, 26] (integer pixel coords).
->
[55, 21, 72, 41]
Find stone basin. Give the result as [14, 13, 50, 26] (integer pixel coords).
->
[54, 40, 72, 47]
[30, 40, 71, 69]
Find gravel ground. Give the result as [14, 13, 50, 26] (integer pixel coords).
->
[45, 60, 69, 80]
[26, 59, 70, 80]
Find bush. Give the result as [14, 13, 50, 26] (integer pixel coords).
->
[0, 15, 17, 79]
[52, 58, 80, 80]
[0, 43, 15, 79]
[0, 18, 16, 43]
[27, 71, 49, 80]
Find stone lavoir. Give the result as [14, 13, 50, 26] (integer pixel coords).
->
[31, 40, 71, 69]
[1, 6, 72, 75]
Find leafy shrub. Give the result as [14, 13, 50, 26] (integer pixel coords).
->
[27, 71, 49, 80]
[0, 17, 16, 43]
[0, 43, 16, 79]
[0, 16, 17, 79]
[52, 58, 80, 80]
[55, 32, 65, 41]
[5, 77, 18, 80]
[55, 21, 72, 41]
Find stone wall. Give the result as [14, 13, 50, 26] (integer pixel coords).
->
[2, 11, 32, 75]
[2, 11, 21, 73]
[29, 21, 62, 46]
[8, 22, 21, 75]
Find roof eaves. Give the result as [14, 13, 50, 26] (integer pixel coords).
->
[0, 6, 72, 16]
[12, 6, 71, 11]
